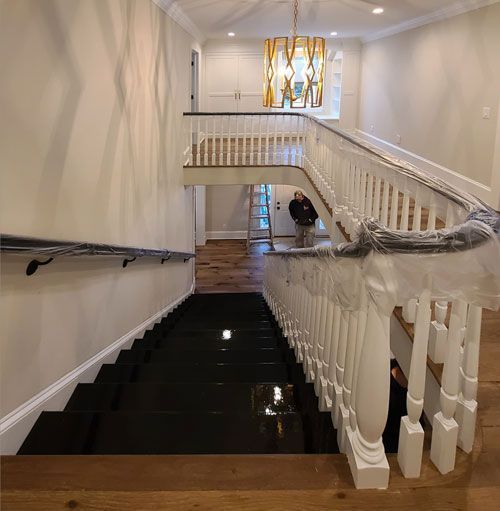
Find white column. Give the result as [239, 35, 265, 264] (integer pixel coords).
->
[456, 305, 482, 453]
[430, 300, 468, 474]
[398, 288, 431, 478]
[346, 298, 391, 489]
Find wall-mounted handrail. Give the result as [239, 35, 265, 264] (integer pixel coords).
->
[1, 233, 195, 275]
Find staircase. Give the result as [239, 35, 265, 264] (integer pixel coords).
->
[18, 293, 339, 455]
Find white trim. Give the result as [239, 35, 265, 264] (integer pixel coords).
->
[0, 285, 194, 454]
[151, 0, 206, 45]
[362, 0, 500, 43]
[206, 230, 247, 240]
[356, 130, 496, 207]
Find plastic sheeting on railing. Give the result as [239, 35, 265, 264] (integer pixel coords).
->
[265, 208, 500, 314]
[0, 234, 196, 261]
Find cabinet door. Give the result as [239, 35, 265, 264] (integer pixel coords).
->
[238, 55, 265, 112]
[205, 55, 238, 111]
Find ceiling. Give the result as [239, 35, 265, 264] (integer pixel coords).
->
[175, 0, 477, 40]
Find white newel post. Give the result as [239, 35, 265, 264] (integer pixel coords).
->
[430, 300, 468, 474]
[456, 304, 482, 453]
[398, 287, 431, 478]
[428, 301, 448, 363]
[346, 297, 391, 489]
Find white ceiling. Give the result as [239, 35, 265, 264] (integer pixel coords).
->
[175, 0, 492, 40]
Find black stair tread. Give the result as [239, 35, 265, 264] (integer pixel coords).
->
[95, 363, 292, 384]
[132, 337, 280, 350]
[116, 348, 284, 364]
[65, 383, 299, 413]
[172, 321, 274, 330]
[18, 411, 308, 455]
[141, 329, 279, 341]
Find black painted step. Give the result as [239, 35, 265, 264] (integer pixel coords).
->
[17, 411, 306, 454]
[132, 336, 279, 350]
[95, 363, 292, 384]
[65, 383, 298, 413]
[116, 348, 284, 364]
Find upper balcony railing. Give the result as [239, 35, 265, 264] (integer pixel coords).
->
[183, 111, 500, 489]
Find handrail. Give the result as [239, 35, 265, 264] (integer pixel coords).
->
[0, 233, 195, 275]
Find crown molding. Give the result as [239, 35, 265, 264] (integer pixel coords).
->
[151, 0, 206, 45]
[362, 0, 500, 43]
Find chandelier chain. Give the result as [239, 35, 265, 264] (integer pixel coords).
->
[292, 0, 299, 37]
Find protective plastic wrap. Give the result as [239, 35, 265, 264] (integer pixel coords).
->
[266, 207, 500, 314]
[0, 234, 195, 261]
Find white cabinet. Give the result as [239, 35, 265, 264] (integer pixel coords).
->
[205, 54, 265, 112]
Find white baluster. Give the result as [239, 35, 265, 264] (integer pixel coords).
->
[249, 116, 255, 165]
[373, 177, 381, 220]
[456, 305, 482, 453]
[203, 117, 209, 165]
[265, 116, 270, 165]
[412, 198, 422, 231]
[189, 116, 194, 165]
[430, 300, 468, 474]
[226, 115, 231, 165]
[242, 115, 247, 165]
[429, 301, 448, 363]
[219, 115, 224, 165]
[196, 117, 201, 165]
[235, 115, 239, 165]
[346, 298, 390, 489]
[338, 305, 359, 452]
[211, 115, 216, 165]
[398, 287, 431, 478]
[380, 179, 390, 226]
[326, 303, 342, 412]
[365, 174, 374, 219]
[332, 308, 349, 427]
[400, 192, 410, 231]
[273, 115, 279, 164]
[389, 185, 399, 230]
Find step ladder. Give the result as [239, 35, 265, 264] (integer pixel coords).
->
[247, 184, 274, 253]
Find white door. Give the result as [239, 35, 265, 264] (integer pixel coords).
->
[205, 55, 238, 111]
[237, 55, 265, 112]
[272, 185, 297, 237]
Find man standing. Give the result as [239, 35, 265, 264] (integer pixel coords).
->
[288, 190, 318, 248]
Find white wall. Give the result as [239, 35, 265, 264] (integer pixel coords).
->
[0, 0, 196, 420]
[358, 3, 500, 206]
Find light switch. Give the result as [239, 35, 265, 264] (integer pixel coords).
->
[483, 107, 491, 119]
[396, 134, 402, 145]
[370, 124, 375, 133]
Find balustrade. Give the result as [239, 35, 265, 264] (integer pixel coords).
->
[185, 111, 500, 490]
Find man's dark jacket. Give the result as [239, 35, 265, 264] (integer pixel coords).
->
[288, 196, 318, 226]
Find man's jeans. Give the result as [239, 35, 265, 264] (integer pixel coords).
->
[295, 223, 315, 248]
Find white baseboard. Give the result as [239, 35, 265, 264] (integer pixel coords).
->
[356, 130, 496, 207]
[0, 284, 194, 455]
[206, 230, 247, 240]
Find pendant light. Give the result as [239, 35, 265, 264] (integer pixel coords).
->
[263, 0, 326, 108]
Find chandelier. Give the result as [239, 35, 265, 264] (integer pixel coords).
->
[263, 0, 326, 108]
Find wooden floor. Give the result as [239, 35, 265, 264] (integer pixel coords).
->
[2, 238, 499, 510]
[195, 239, 268, 293]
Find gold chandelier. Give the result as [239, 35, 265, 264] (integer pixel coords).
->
[263, 0, 325, 109]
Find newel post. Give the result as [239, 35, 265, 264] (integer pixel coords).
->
[346, 297, 391, 489]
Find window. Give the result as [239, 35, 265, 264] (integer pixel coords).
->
[259, 184, 271, 229]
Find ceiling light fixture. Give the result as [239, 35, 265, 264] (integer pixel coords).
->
[263, 0, 325, 108]
[228, 32, 235, 37]
[372, 7, 384, 14]
[330, 31, 338, 36]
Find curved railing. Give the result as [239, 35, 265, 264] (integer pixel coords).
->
[183, 111, 500, 488]
[0, 234, 196, 275]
